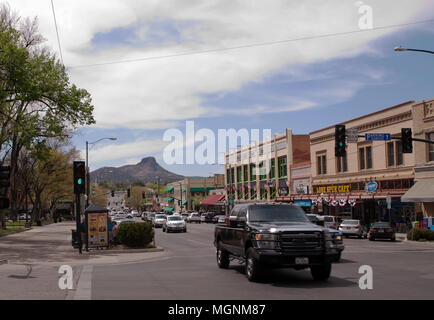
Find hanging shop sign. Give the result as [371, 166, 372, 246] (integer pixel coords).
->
[365, 181, 378, 193]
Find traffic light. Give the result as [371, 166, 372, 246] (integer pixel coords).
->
[142, 191, 145, 199]
[335, 125, 346, 157]
[127, 189, 131, 197]
[73, 161, 85, 194]
[111, 190, 115, 197]
[401, 128, 413, 153]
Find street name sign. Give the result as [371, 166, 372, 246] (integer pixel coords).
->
[365, 133, 391, 141]
[347, 129, 359, 143]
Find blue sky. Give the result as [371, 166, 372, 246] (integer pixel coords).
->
[72, 23, 434, 177]
[12, 0, 430, 178]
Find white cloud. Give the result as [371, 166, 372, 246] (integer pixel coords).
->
[82, 138, 168, 166]
[6, 0, 434, 129]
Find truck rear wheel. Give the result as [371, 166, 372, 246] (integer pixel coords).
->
[217, 242, 230, 269]
[310, 263, 331, 281]
[246, 247, 262, 282]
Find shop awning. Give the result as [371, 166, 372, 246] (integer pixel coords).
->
[165, 187, 174, 192]
[201, 194, 225, 206]
[182, 200, 188, 205]
[164, 207, 174, 212]
[401, 179, 434, 202]
[166, 197, 174, 202]
[182, 189, 186, 193]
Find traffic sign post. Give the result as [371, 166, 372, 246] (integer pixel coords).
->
[346, 129, 359, 143]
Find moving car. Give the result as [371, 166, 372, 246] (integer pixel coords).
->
[147, 213, 156, 223]
[187, 212, 201, 224]
[368, 222, 396, 241]
[214, 203, 341, 282]
[163, 215, 187, 233]
[338, 219, 365, 238]
[153, 214, 167, 228]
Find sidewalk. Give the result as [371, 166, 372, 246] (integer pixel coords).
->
[0, 221, 166, 300]
[0, 221, 165, 267]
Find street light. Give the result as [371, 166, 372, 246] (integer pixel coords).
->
[394, 46, 434, 55]
[86, 137, 117, 207]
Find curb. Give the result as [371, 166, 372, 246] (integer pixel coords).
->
[87, 247, 164, 255]
[0, 228, 32, 238]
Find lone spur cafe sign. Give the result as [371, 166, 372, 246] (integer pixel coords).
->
[315, 184, 351, 194]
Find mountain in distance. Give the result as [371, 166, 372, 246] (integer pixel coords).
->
[90, 157, 185, 185]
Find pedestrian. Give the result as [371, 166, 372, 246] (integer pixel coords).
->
[108, 217, 113, 247]
[80, 217, 86, 251]
[112, 221, 118, 246]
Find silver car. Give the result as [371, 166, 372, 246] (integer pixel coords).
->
[338, 219, 365, 238]
[153, 214, 167, 228]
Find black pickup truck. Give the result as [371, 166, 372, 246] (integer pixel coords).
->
[214, 203, 343, 282]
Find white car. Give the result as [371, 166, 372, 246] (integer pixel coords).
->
[338, 219, 366, 238]
[163, 215, 187, 233]
[131, 210, 139, 217]
[323, 215, 338, 229]
[154, 214, 167, 228]
[200, 213, 207, 222]
[187, 212, 201, 224]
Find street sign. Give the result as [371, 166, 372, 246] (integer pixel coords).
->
[365, 133, 391, 141]
[347, 129, 359, 143]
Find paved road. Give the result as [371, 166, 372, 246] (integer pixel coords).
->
[89, 223, 434, 300]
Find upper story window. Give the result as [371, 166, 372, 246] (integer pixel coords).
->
[278, 156, 287, 178]
[387, 141, 403, 167]
[243, 165, 249, 182]
[250, 163, 256, 181]
[270, 159, 275, 179]
[428, 132, 434, 162]
[317, 154, 327, 175]
[336, 153, 348, 173]
[237, 167, 242, 183]
[359, 145, 373, 170]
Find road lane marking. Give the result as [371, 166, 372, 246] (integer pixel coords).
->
[74, 265, 93, 300]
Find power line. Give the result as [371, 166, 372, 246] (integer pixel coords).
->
[68, 18, 434, 70]
[50, 0, 64, 66]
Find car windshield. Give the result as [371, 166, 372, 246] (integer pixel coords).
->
[342, 220, 359, 225]
[324, 217, 334, 222]
[306, 215, 318, 222]
[155, 215, 166, 219]
[248, 205, 309, 223]
[149, 214, 155, 217]
[168, 216, 182, 221]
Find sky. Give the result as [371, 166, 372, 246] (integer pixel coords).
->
[6, 0, 434, 177]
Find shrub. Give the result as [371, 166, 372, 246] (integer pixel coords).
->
[407, 228, 434, 241]
[117, 222, 154, 248]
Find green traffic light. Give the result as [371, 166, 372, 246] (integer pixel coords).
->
[77, 178, 83, 185]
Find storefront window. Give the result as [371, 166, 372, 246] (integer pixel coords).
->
[243, 165, 248, 182]
[250, 163, 256, 181]
[237, 167, 242, 183]
[259, 162, 267, 181]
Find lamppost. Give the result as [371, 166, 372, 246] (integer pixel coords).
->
[394, 46, 434, 55]
[86, 137, 117, 208]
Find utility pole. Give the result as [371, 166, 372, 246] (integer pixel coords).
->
[180, 182, 183, 213]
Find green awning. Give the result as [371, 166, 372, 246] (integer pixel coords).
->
[182, 200, 188, 205]
[190, 187, 217, 193]
[164, 207, 174, 212]
[165, 187, 174, 192]
[166, 197, 174, 202]
[182, 189, 186, 192]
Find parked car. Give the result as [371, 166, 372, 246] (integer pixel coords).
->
[306, 214, 320, 224]
[204, 212, 217, 223]
[368, 222, 396, 241]
[323, 216, 338, 229]
[212, 215, 226, 224]
[200, 213, 207, 222]
[217, 215, 227, 224]
[187, 212, 201, 224]
[153, 214, 167, 228]
[181, 213, 189, 221]
[163, 215, 187, 233]
[338, 219, 366, 238]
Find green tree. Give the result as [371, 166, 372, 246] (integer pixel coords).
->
[0, 5, 95, 224]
